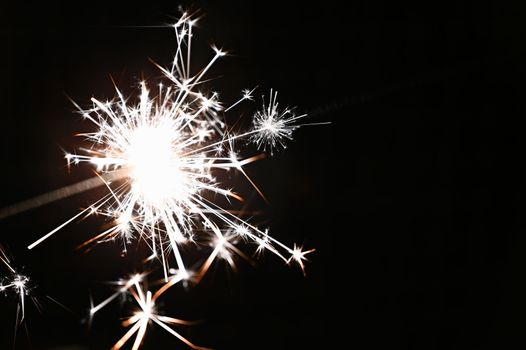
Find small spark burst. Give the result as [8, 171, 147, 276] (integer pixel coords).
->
[288, 244, 316, 276]
[90, 272, 208, 350]
[250, 89, 307, 154]
[0, 246, 35, 326]
[28, 12, 312, 279]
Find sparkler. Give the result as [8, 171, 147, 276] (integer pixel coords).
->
[1, 10, 319, 348]
[26, 12, 313, 279]
[250, 89, 307, 155]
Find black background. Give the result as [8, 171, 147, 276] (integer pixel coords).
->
[0, 1, 525, 349]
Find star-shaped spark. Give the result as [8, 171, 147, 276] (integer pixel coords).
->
[250, 89, 307, 155]
[288, 244, 316, 276]
[0, 246, 34, 326]
[91, 272, 208, 350]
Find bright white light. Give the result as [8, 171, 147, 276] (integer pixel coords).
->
[127, 126, 185, 204]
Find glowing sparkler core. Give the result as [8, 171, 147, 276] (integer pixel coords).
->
[126, 126, 189, 207]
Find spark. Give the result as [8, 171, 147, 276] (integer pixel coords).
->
[26, 12, 311, 281]
[195, 229, 253, 278]
[89, 273, 145, 318]
[91, 273, 208, 350]
[250, 89, 307, 155]
[0, 246, 34, 325]
[224, 87, 257, 112]
[288, 244, 316, 276]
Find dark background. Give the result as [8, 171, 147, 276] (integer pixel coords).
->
[0, 1, 525, 349]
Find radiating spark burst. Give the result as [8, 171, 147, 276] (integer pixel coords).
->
[27, 12, 313, 281]
[19, 12, 317, 349]
[90, 272, 209, 350]
[0, 246, 36, 327]
[250, 89, 307, 155]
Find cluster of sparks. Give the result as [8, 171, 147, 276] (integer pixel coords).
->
[89, 272, 209, 350]
[0, 246, 35, 328]
[0, 12, 317, 349]
[250, 89, 305, 155]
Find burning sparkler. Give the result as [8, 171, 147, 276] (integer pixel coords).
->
[26, 12, 313, 279]
[0, 10, 320, 349]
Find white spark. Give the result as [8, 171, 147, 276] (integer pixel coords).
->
[250, 89, 307, 155]
[91, 273, 208, 350]
[0, 246, 33, 324]
[288, 244, 316, 276]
